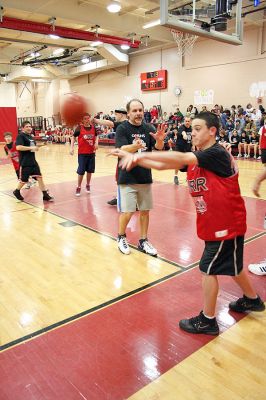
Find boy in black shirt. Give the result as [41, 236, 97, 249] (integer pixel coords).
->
[13, 121, 53, 202]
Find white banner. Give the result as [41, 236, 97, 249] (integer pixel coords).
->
[194, 89, 214, 105]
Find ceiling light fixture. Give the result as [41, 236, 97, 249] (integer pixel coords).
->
[53, 48, 65, 55]
[49, 34, 60, 39]
[107, 1, 121, 13]
[30, 52, 40, 57]
[90, 41, 103, 47]
[120, 44, 130, 50]
[143, 19, 161, 29]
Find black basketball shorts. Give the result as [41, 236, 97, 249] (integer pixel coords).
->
[199, 236, 244, 276]
[20, 164, 42, 183]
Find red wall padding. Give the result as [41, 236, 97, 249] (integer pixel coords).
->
[0, 107, 18, 142]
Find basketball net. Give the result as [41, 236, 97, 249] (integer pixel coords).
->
[171, 29, 198, 58]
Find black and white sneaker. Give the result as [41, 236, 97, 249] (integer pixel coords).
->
[117, 234, 131, 255]
[229, 295, 265, 313]
[174, 175, 179, 185]
[138, 239, 157, 256]
[13, 189, 24, 201]
[43, 191, 54, 202]
[107, 198, 117, 206]
[179, 311, 219, 335]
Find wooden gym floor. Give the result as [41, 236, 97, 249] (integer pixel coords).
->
[0, 143, 265, 399]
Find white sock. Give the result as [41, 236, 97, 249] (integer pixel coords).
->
[203, 312, 215, 320]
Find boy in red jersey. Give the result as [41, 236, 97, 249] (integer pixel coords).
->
[4, 132, 20, 178]
[112, 111, 265, 335]
[70, 113, 113, 196]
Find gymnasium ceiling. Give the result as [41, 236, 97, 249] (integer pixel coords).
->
[0, 0, 265, 81]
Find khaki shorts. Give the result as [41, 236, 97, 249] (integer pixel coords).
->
[117, 184, 153, 213]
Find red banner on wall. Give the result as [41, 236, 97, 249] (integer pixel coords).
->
[0, 107, 18, 142]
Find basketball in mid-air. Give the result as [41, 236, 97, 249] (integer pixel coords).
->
[61, 94, 88, 126]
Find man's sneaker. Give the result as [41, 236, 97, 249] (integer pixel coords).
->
[229, 295, 265, 313]
[117, 234, 131, 255]
[75, 187, 81, 196]
[174, 175, 179, 185]
[138, 239, 157, 256]
[43, 192, 54, 202]
[86, 184, 90, 193]
[107, 198, 117, 206]
[248, 260, 266, 276]
[257, 156, 261, 160]
[237, 153, 242, 158]
[13, 189, 24, 201]
[179, 311, 219, 335]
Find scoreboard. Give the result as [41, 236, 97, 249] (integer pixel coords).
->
[141, 70, 167, 91]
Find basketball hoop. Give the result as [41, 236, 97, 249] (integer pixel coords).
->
[171, 29, 198, 58]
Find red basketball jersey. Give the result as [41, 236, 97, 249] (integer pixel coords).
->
[78, 125, 97, 154]
[187, 161, 246, 241]
[260, 125, 266, 149]
[4, 142, 20, 171]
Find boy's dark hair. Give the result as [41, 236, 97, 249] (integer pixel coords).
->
[126, 99, 144, 112]
[4, 131, 12, 137]
[196, 111, 220, 133]
[21, 120, 31, 128]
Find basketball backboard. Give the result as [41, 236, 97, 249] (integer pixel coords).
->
[160, 0, 243, 45]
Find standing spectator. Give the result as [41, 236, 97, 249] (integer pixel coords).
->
[114, 99, 164, 255]
[172, 116, 192, 185]
[144, 109, 151, 123]
[107, 107, 128, 206]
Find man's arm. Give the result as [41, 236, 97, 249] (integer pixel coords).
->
[93, 118, 114, 128]
[111, 149, 197, 171]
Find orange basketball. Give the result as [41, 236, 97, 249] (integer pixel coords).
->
[61, 94, 88, 126]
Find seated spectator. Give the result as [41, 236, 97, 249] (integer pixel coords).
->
[175, 108, 184, 122]
[150, 105, 159, 120]
[218, 129, 229, 143]
[230, 129, 240, 151]
[247, 130, 259, 159]
[238, 130, 250, 158]
[144, 109, 151, 123]
[225, 116, 235, 132]
[162, 111, 169, 122]
[245, 103, 254, 117]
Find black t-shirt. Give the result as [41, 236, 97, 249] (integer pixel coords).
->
[250, 136, 259, 144]
[4, 142, 13, 155]
[218, 134, 229, 143]
[194, 143, 233, 177]
[175, 125, 192, 150]
[115, 121, 156, 184]
[16, 133, 37, 167]
[230, 135, 240, 144]
[240, 136, 250, 144]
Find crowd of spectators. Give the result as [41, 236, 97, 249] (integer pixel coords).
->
[37, 103, 265, 158]
[91, 103, 266, 159]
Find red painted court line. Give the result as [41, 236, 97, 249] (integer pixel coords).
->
[0, 236, 265, 400]
[4, 176, 266, 267]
